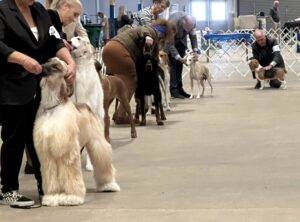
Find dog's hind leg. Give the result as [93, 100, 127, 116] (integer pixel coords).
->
[85, 139, 120, 192]
[118, 95, 137, 138]
[207, 77, 213, 97]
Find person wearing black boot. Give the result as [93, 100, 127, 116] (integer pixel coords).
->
[167, 12, 198, 98]
[252, 29, 285, 89]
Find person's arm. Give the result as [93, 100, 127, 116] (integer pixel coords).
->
[264, 40, 284, 70]
[7, 51, 42, 75]
[188, 27, 198, 52]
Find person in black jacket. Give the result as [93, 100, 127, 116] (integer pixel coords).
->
[117, 5, 132, 30]
[251, 29, 285, 89]
[0, 0, 76, 207]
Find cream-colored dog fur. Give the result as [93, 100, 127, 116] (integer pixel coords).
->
[71, 36, 104, 171]
[186, 54, 213, 98]
[34, 57, 120, 207]
[159, 50, 171, 111]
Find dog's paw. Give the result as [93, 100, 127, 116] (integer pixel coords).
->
[85, 163, 94, 172]
[97, 182, 121, 192]
[42, 194, 59, 207]
[58, 194, 84, 206]
[131, 130, 137, 138]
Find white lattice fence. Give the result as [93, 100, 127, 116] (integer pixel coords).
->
[184, 28, 300, 79]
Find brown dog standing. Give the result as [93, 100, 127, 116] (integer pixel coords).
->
[95, 60, 137, 142]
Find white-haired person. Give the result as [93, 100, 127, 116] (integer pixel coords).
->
[0, 0, 75, 207]
[269, 0, 280, 30]
[46, 0, 89, 49]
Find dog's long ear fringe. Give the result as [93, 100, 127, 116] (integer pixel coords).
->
[67, 84, 74, 97]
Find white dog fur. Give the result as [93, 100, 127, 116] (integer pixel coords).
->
[186, 53, 213, 98]
[34, 57, 120, 207]
[71, 36, 104, 171]
[159, 50, 171, 111]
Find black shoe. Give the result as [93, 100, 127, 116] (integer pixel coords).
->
[254, 81, 261, 89]
[179, 90, 191, 98]
[0, 191, 34, 206]
[24, 162, 35, 174]
[171, 92, 185, 99]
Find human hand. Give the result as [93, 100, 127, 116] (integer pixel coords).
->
[264, 65, 273, 70]
[145, 36, 154, 45]
[179, 57, 187, 64]
[65, 61, 76, 84]
[22, 56, 42, 75]
[192, 52, 199, 59]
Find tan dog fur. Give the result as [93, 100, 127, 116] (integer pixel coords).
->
[34, 57, 120, 207]
[186, 55, 213, 98]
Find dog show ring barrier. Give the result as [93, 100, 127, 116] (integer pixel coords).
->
[183, 28, 300, 80]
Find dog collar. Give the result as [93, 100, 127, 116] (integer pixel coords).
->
[43, 100, 63, 111]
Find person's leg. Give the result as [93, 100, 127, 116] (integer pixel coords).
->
[24, 98, 43, 195]
[0, 105, 26, 193]
[176, 43, 190, 98]
[102, 40, 137, 124]
[0, 102, 35, 206]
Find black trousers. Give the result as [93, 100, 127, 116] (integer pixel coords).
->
[169, 42, 186, 94]
[0, 98, 42, 193]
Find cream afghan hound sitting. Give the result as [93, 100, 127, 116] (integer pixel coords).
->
[33, 57, 120, 207]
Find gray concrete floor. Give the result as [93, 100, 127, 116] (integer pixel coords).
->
[1, 74, 300, 221]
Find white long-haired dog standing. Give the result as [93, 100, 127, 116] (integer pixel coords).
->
[71, 36, 105, 171]
[34, 58, 120, 206]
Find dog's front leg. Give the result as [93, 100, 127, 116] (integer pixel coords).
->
[134, 96, 141, 124]
[140, 96, 147, 126]
[190, 77, 194, 99]
[199, 78, 205, 98]
[259, 79, 266, 90]
[153, 93, 164, 125]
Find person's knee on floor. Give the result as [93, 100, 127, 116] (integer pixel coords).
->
[269, 79, 281, 88]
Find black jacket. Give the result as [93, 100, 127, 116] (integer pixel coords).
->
[251, 37, 285, 68]
[0, 0, 65, 105]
